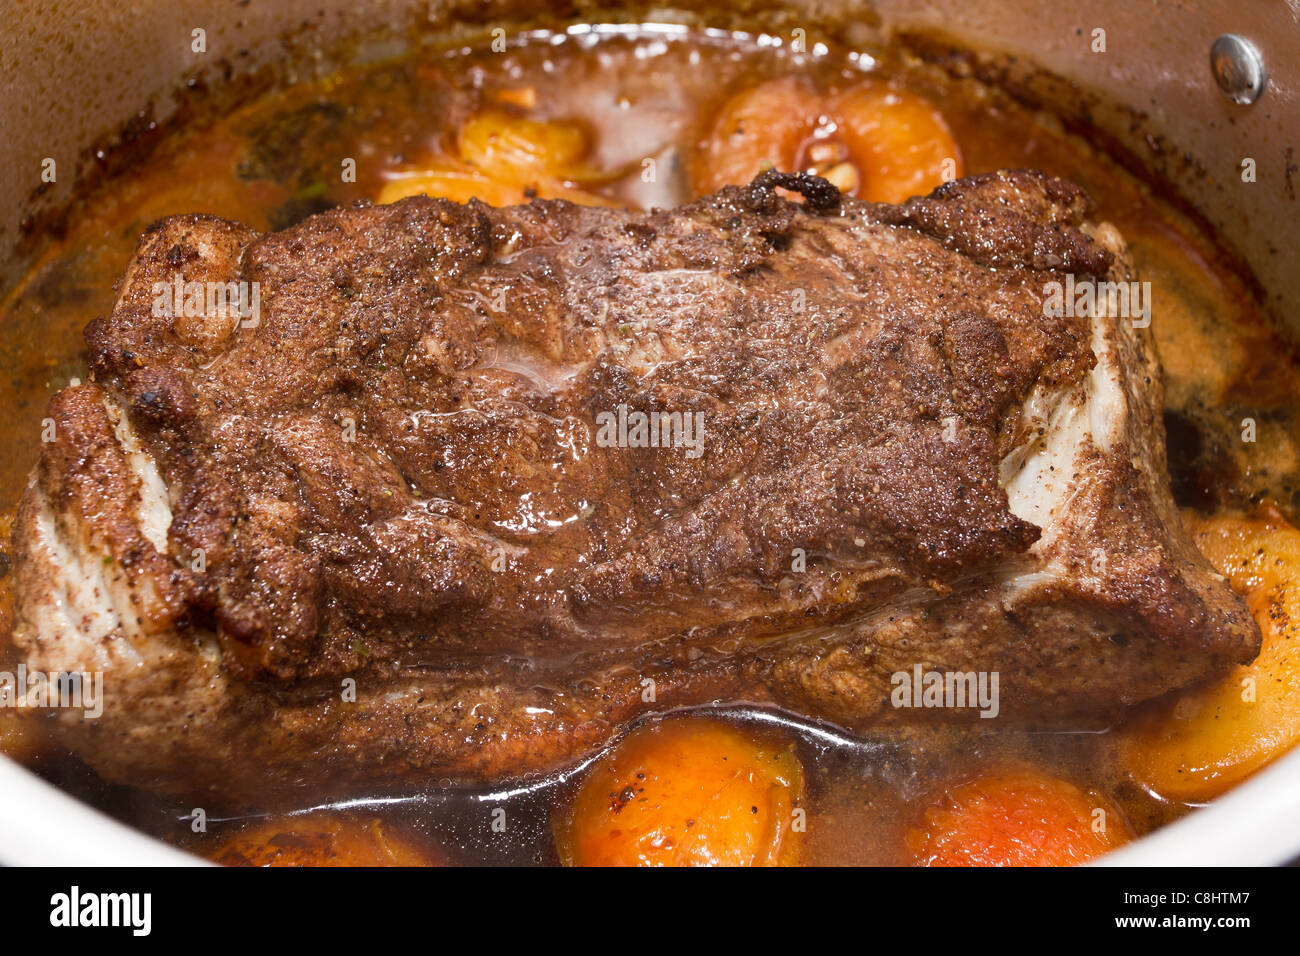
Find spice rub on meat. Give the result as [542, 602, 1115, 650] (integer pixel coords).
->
[10, 170, 1260, 802]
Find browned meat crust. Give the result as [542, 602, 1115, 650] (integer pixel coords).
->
[11, 170, 1259, 804]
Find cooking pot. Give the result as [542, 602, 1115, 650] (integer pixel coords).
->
[0, 0, 1296, 866]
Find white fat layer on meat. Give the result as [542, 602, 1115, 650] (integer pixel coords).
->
[22, 395, 172, 670]
[101, 396, 172, 551]
[998, 312, 1129, 599]
[1001, 311, 1124, 541]
[29, 487, 143, 670]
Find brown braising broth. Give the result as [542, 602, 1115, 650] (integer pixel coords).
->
[1, 26, 1297, 865]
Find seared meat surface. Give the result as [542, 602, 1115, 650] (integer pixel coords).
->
[12, 170, 1259, 802]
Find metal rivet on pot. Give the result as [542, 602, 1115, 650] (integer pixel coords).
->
[1210, 34, 1267, 105]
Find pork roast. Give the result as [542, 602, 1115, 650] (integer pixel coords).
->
[10, 170, 1260, 802]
